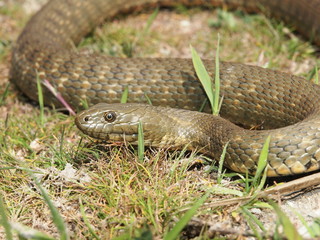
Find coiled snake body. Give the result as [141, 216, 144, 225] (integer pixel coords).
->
[10, 0, 320, 176]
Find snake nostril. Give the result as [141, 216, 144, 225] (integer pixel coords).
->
[84, 116, 90, 122]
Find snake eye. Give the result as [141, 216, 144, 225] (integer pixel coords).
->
[84, 116, 90, 122]
[104, 111, 116, 122]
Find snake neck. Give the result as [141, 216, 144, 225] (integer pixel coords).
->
[138, 106, 243, 157]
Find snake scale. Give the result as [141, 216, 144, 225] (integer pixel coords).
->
[10, 0, 320, 176]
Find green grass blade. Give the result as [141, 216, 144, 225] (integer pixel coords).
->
[269, 200, 303, 240]
[307, 65, 319, 84]
[112, 227, 152, 240]
[292, 208, 318, 237]
[142, 8, 159, 37]
[191, 46, 214, 110]
[191, 36, 222, 115]
[119, 8, 158, 57]
[252, 135, 270, 188]
[80, 98, 89, 109]
[217, 141, 229, 184]
[111, 233, 131, 240]
[11, 222, 54, 240]
[164, 192, 210, 240]
[242, 206, 266, 232]
[198, 98, 207, 112]
[315, 65, 319, 84]
[32, 176, 69, 240]
[309, 218, 320, 237]
[241, 206, 265, 239]
[214, 34, 221, 115]
[59, 126, 65, 157]
[3, 112, 9, 149]
[120, 86, 129, 103]
[0, 196, 13, 240]
[256, 167, 268, 193]
[244, 171, 250, 193]
[134, 8, 159, 48]
[217, 94, 224, 114]
[36, 71, 44, 126]
[138, 121, 145, 162]
[144, 93, 153, 105]
[209, 186, 243, 197]
[0, 82, 10, 106]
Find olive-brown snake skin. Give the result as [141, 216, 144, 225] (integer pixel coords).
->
[10, 0, 320, 176]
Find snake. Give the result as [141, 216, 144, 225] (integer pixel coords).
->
[10, 0, 320, 177]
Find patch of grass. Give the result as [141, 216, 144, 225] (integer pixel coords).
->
[0, 3, 27, 60]
[0, 4, 22, 17]
[32, 173, 69, 240]
[208, 9, 237, 30]
[79, 9, 159, 58]
[71, 146, 219, 238]
[164, 190, 211, 240]
[79, 198, 100, 240]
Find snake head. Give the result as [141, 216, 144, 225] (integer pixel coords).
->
[75, 103, 150, 143]
[75, 102, 207, 150]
